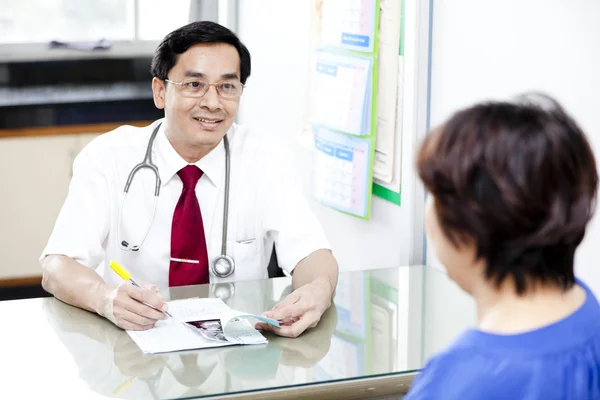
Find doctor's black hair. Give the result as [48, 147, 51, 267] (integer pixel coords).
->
[151, 20, 251, 84]
[417, 93, 598, 295]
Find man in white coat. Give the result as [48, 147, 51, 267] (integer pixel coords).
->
[40, 21, 338, 338]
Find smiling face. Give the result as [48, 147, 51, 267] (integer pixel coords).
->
[152, 42, 242, 162]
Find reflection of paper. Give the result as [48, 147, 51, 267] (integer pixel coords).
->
[312, 127, 372, 218]
[309, 50, 373, 136]
[370, 289, 399, 373]
[373, 0, 402, 182]
[334, 271, 368, 339]
[320, 0, 377, 52]
[126, 298, 279, 354]
[313, 335, 366, 380]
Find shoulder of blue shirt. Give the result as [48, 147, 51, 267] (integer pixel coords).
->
[404, 277, 600, 400]
[404, 343, 513, 400]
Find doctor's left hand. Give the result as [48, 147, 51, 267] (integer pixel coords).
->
[257, 277, 333, 338]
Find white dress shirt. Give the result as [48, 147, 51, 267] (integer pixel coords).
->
[41, 119, 330, 288]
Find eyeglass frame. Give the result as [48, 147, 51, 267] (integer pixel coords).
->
[163, 77, 246, 99]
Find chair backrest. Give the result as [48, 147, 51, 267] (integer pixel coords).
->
[267, 245, 286, 278]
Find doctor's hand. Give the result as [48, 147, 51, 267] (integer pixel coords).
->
[99, 282, 168, 331]
[257, 277, 333, 338]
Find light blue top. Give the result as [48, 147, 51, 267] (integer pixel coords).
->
[405, 279, 600, 400]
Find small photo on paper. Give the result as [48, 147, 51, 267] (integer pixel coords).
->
[196, 320, 222, 330]
[186, 319, 228, 343]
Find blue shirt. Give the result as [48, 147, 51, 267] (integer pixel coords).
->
[405, 279, 600, 400]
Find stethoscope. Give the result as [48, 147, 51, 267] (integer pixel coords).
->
[117, 122, 235, 278]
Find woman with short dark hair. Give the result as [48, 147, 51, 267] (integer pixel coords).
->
[404, 94, 600, 399]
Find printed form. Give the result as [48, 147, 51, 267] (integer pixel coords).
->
[320, 0, 377, 53]
[127, 298, 279, 354]
[312, 126, 371, 218]
[310, 50, 373, 136]
[373, 0, 403, 183]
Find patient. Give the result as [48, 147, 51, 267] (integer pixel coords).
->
[405, 94, 600, 399]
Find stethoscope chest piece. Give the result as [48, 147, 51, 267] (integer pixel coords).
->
[212, 254, 235, 278]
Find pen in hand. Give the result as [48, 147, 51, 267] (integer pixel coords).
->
[109, 260, 172, 318]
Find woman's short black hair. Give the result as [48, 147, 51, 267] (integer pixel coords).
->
[151, 20, 251, 84]
[417, 93, 598, 294]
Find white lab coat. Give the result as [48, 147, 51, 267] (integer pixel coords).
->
[41, 119, 330, 288]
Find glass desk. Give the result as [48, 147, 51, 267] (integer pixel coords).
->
[0, 265, 476, 399]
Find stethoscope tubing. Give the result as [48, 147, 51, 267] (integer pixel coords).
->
[118, 121, 235, 277]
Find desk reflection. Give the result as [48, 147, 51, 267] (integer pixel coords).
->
[39, 268, 423, 399]
[312, 269, 407, 381]
[41, 281, 337, 399]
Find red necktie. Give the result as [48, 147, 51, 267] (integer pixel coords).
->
[169, 165, 209, 286]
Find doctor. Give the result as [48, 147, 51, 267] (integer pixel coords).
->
[40, 21, 338, 337]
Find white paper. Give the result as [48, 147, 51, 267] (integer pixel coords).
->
[309, 50, 373, 136]
[127, 298, 279, 354]
[320, 0, 377, 53]
[373, 59, 404, 193]
[373, 0, 403, 183]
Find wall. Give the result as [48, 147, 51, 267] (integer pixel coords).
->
[423, 0, 600, 360]
[236, 0, 426, 272]
[234, 0, 600, 365]
[426, 0, 600, 296]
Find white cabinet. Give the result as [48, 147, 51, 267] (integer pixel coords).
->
[0, 132, 100, 280]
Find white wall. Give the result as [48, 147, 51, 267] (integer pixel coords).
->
[237, 0, 422, 272]
[427, 0, 600, 295]
[235, 0, 600, 364]
[236, 1, 312, 144]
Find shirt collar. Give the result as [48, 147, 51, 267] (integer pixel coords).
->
[154, 121, 227, 189]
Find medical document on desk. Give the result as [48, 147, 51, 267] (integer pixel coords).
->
[127, 298, 279, 354]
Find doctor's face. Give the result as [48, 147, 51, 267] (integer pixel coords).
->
[152, 43, 241, 161]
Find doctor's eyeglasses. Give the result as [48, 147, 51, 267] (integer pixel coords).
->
[164, 78, 245, 99]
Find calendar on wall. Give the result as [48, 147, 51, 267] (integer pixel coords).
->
[312, 126, 372, 218]
[307, 0, 379, 219]
[305, 0, 407, 218]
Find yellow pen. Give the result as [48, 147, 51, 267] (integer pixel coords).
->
[109, 260, 172, 318]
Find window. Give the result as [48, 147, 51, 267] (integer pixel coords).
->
[0, 0, 191, 44]
[138, 0, 192, 40]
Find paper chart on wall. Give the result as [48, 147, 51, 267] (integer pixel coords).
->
[372, 0, 402, 183]
[309, 50, 373, 137]
[320, 0, 377, 53]
[312, 126, 372, 218]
